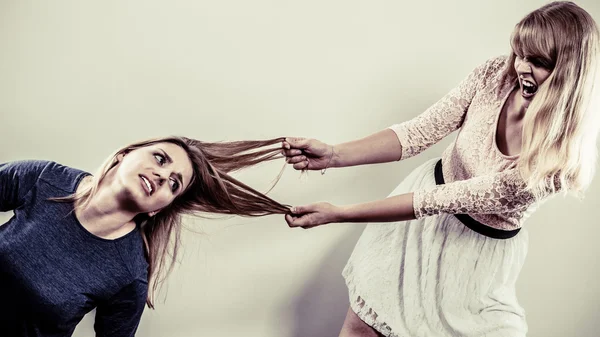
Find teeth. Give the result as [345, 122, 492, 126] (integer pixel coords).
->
[520, 78, 537, 96]
[142, 176, 153, 193]
[520, 77, 535, 86]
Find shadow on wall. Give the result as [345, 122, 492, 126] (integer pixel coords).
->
[287, 225, 367, 337]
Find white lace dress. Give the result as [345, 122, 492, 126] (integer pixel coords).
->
[342, 56, 549, 337]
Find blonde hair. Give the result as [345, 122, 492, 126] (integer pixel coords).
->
[500, 1, 600, 199]
[56, 136, 290, 308]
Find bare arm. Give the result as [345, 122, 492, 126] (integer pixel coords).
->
[338, 192, 415, 222]
[286, 193, 415, 228]
[331, 129, 402, 168]
[283, 129, 402, 171]
[284, 57, 498, 172]
[286, 168, 554, 229]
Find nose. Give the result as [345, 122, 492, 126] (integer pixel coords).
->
[516, 58, 532, 74]
[152, 171, 166, 187]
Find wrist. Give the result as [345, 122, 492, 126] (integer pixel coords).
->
[334, 205, 350, 223]
[330, 144, 342, 168]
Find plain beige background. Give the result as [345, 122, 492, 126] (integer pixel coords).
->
[1, 0, 599, 336]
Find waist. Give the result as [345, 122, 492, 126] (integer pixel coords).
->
[434, 159, 521, 239]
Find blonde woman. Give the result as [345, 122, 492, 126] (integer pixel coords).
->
[0, 137, 289, 336]
[282, 2, 600, 337]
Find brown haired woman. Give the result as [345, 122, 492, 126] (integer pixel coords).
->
[282, 2, 600, 337]
[0, 136, 289, 336]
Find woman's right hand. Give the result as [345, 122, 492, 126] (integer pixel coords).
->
[281, 137, 334, 171]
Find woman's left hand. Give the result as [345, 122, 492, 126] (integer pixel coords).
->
[285, 202, 343, 229]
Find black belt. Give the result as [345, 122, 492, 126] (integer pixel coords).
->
[434, 159, 520, 239]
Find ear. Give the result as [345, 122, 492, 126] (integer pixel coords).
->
[116, 153, 125, 162]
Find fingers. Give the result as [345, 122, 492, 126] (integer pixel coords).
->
[286, 155, 307, 165]
[281, 148, 304, 157]
[285, 204, 323, 229]
[285, 214, 299, 227]
[284, 137, 310, 149]
[281, 138, 323, 172]
[292, 159, 309, 170]
[280, 145, 309, 170]
[286, 205, 310, 227]
[285, 214, 303, 227]
[285, 213, 314, 228]
[291, 205, 315, 214]
[280, 154, 309, 170]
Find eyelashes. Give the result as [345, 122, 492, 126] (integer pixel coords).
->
[153, 153, 180, 192]
[515, 53, 554, 70]
[170, 179, 180, 192]
[527, 56, 553, 69]
[154, 154, 166, 165]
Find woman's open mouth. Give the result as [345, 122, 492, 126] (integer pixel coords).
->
[520, 77, 538, 98]
[140, 175, 154, 196]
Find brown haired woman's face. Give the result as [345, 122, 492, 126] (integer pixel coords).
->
[115, 142, 194, 214]
[513, 52, 552, 106]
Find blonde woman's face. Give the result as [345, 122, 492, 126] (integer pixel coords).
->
[115, 142, 194, 214]
[513, 52, 552, 106]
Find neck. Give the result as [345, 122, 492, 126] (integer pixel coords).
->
[510, 87, 530, 121]
[75, 176, 138, 240]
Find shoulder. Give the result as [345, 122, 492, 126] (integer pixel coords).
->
[479, 55, 509, 72]
[471, 55, 509, 80]
[1, 160, 89, 190]
[471, 55, 510, 92]
[0, 160, 53, 178]
[37, 161, 91, 194]
[0, 160, 60, 193]
[457, 55, 509, 92]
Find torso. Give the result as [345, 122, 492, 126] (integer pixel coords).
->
[438, 58, 536, 230]
[0, 163, 148, 334]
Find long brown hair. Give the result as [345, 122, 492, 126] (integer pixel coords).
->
[57, 136, 291, 308]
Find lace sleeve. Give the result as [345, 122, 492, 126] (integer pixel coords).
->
[389, 58, 497, 160]
[412, 169, 546, 218]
